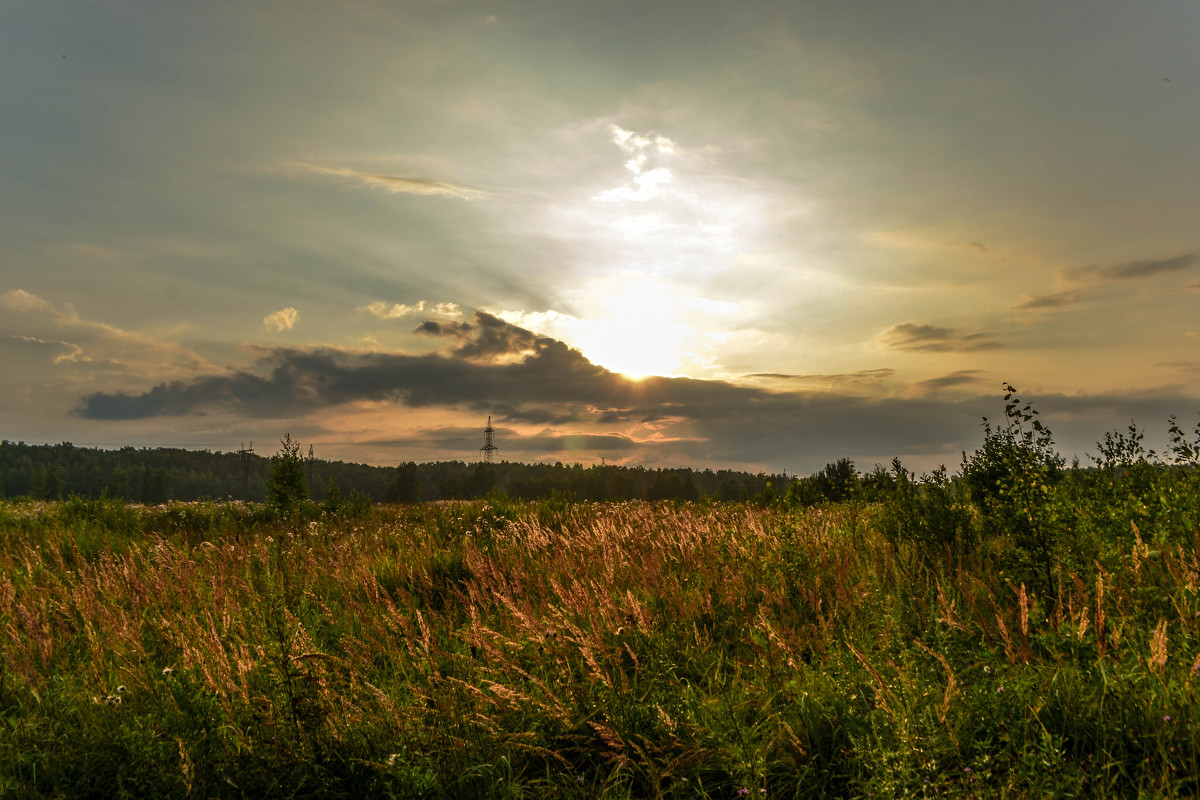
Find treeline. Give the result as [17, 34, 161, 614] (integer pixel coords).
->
[0, 439, 784, 504]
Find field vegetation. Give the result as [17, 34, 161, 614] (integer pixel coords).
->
[2, 389, 1200, 798]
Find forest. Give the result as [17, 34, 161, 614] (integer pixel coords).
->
[0, 439, 785, 505]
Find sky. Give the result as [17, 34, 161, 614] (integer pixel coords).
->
[3, 0, 1199, 473]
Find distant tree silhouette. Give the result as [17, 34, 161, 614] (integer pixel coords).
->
[389, 461, 421, 503]
[266, 433, 309, 512]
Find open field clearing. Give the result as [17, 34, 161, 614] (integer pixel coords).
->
[2, 489, 1199, 798]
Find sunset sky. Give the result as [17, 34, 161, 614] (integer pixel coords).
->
[3, 0, 1199, 473]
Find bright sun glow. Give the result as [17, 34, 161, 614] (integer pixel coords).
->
[491, 125, 765, 379]
[573, 283, 690, 378]
[496, 278, 741, 380]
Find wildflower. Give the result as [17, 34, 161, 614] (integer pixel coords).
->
[997, 685, 1005, 694]
[1164, 715, 1172, 723]
[737, 790, 751, 797]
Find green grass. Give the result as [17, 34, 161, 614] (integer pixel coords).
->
[1, 496, 1198, 798]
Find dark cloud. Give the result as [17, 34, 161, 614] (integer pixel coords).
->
[76, 311, 1200, 471]
[1013, 291, 1082, 310]
[414, 319, 471, 337]
[1063, 252, 1198, 284]
[907, 370, 986, 396]
[1154, 361, 1200, 375]
[79, 312, 617, 421]
[514, 432, 641, 454]
[743, 369, 894, 386]
[883, 323, 1003, 352]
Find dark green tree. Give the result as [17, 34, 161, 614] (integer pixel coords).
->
[388, 461, 421, 503]
[322, 478, 342, 515]
[813, 458, 859, 502]
[33, 466, 65, 500]
[266, 433, 309, 512]
[142, 466, 172, 504]
[105, 465, 131, 499]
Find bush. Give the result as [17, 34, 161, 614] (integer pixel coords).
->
[877, 459, 975, 563]
[961, 385, 1065, 592]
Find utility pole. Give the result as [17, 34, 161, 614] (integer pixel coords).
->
[480, 416, 498, 463]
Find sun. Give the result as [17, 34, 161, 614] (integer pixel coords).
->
[494, 275, 745, 381]
[567, 281, 695, 379]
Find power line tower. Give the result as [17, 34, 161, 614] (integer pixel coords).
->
[480, 416, 498, 463]
[239, 442, 254, 498]
[307, 444, 315, 492]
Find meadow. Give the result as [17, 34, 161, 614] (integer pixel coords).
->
[2, 399, 1200, 798]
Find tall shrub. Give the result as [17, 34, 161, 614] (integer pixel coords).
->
[961, 385, 1064, 592]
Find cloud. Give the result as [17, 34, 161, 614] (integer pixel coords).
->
[593, 125, 677, 203]
[263, 307, 299, 332]
[865, 231, 990, 255]
[610, 126, 677, 156]
[72, 312, 980, 468]
[1062, 252, 1198, 284]
[361, 300, 462, 320]
[73, 311, 1200, 471]
[1154, 361, 1200, 375]
[298, 164, 487, 200]
[594, 167, 674, 203]
[906, 370, 986, 396]
[741, 369, 895, 390]
[1013, 291, 1082, 310]
[417, 310, 568, 365]
[77, 313, 608, 421]
[5, 334, 88, 364]
[2, 288, 210, 376]
[882, 323, 1003, 352]
[3, 288, 75, 319]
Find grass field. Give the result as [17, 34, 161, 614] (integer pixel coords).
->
[1, 483, 1199, 798]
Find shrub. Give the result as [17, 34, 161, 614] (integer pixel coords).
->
[877, 459, 975, 563]
[961, 384, 1065, 592]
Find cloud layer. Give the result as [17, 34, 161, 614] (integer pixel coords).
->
[882, 323, 1003, 353]
[298, 164, 487, 200]
[75, 311, 1197, 470]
